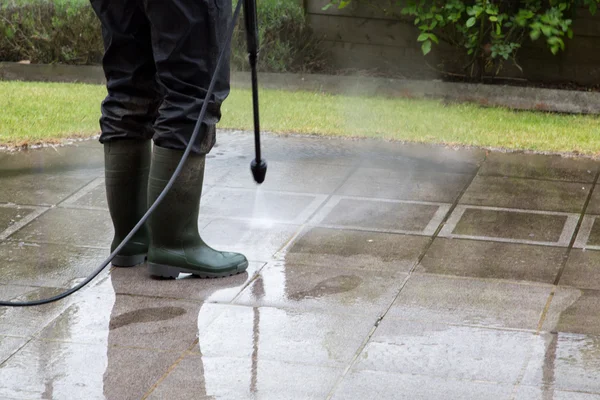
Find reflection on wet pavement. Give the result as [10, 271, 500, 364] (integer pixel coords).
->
[331, 370, 514, 400]
[1, 133, 600, 398]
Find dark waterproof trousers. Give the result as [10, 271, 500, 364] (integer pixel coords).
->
[90, 0, 231, 155]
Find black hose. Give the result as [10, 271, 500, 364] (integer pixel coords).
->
[0, 0, 244, 307]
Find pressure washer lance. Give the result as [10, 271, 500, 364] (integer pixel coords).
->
[246, 0, 267, 183]
[0, 0, 265, 307]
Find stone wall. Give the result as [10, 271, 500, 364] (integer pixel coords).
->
[306, 0, 600, 85]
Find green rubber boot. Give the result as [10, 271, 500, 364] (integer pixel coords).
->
[104, 140, 151, 267]
[146, 145, 248, 279]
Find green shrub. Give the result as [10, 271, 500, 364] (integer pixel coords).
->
[0, 0, 326, 73]
[326, 0, 600, 80]
[232, 0, 328, 72]
[0, 0, 103, 64]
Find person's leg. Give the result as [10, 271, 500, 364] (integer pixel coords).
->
[90, 0, 160, 266]
[142, 0, 248, 278]
[143, 0, 231, 154]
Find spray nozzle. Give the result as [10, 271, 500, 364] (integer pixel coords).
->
[251, 159, 267, 184]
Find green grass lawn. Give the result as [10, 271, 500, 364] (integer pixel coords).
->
[2, 80, 600, 155]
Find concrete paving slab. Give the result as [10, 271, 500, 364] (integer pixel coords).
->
[480, 152, 599, 183]
[216, 160, 352, 194]
[515, 387, 600, 400]
[311, 196, 449, 235]
[260, 134, 363, 166]
[442, 206, 577, 246]
[233, 262, 407, 316]
[0, 286, 76, 337]
[336, 167, 472, 203]
[461, 175, 591, 213]
[574, 216, 600, 249]
[39, 292, 204, 352]
[199, 187, 326, 224]
[585, 186, 600, 215]
[0, 207, 35, 233]
[357, 141, 485, 174]
[59, 178, 107, 210]
[388, 274, 552, 330]
[0, 241, 108, 288]
[0, 339, 181, 400]
[584, 218, 600, 247]
[0, 283, 41, 302]
[0, 173, 94, 206]
[330, 370, 513, 400]
[280, 227, 429, 272]
[521, 332, 600, 394]
[191, 304, 376, 367]
[355, 319, 534, 383]
[0, 336, 28, 364]
[560, 250, 600, 290]
[416, 238, 565, 284]
[199, 218, 299, 262]
[147, 356, 342, 400]
[543, 288, 600, 336]
[0, 143, 103, 173]
[9, 207, 112, 247]
[203, 163, 241, 187]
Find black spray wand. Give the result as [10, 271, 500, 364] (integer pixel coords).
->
[244, 0, 267, 184]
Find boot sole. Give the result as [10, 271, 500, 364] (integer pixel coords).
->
[112, 254, 147, 268]
[148, 261, 249, 279]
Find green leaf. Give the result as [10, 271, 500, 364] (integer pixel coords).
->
[567, 28, 574, 39]
[4, 27, 14, 39]
[339, 0, 350, 9]
[496, 24, 502, 35]
[541, 26, 552, 36]
[422, 40, 432, 55]
[466, 17, 477, 28]
[489, 16, 498, 22]
[429, 33, 439, 44]
[417, 33, 429, 42]
[321, 3, 333, 11]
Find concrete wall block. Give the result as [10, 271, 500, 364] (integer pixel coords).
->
[307, 0, 403, 20]
[563, 36, 600, 63]
[517, 59, 563, 81]
[563, 64, 600, 86]
[322, 40, 440, 78]
[308, 14, 418, 48]
[572, 18, 600, 37]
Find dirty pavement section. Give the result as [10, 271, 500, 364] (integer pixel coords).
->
[0, 132, 599, 399]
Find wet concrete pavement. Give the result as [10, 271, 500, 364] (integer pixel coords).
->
[1, 131, 600, 399]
